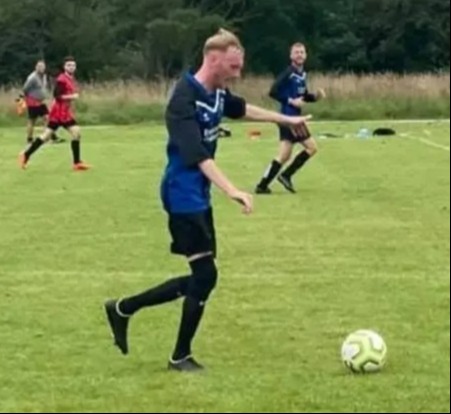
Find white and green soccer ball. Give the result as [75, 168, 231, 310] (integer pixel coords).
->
[341, 330, 387, 373]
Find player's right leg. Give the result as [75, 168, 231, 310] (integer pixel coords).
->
[168, 251, 217, 372]
[105, 275, 191, 356]
[255, 134, 294, 194]
[18, 125, 56, 169]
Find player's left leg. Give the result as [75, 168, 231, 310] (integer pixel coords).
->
[67, 123, 90, 171]
[44, 113, 64, 144]
[279, 136, 318, 191]
[255, 139, 294, 194]
[169, 252, 217, 372]
[19, 126, 56, 169]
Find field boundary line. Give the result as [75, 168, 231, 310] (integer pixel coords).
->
[405, 135, 450, 152]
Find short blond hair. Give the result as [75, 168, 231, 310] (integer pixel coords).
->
[203, 29, 244, 54]
[291, 42, 306, 51]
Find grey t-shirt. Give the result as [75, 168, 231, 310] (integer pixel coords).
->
[23, 72, 49, 102]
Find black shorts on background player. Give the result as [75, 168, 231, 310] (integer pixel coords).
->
[279, 123, 311, 143]
[28, 104, 48, 120]
[47, 120, 77, 131]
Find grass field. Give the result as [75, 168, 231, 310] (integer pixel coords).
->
[0, 121, 450, 413]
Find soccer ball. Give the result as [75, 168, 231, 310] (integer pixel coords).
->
[341, 330, 387, 373]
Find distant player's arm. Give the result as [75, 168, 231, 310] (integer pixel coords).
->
[245, 104, 312, 127]
[268, 68, 291, 104]
[303, 83, 326, 103]
[166, 91, 253, 214]
[22, 75, 36, 96]
[54, 80, 78, 101]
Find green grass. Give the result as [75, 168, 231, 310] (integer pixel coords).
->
[0, 121, 450, 413]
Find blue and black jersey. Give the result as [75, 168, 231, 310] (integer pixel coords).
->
[161, 72, 246, 214]
[269, 66, 317, 116]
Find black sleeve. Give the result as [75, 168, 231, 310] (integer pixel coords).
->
[303, 88, 318, 103]
[224, 89, 246, 119]
[53, 80, 65, 99]
[303, 73, 317, 102]
[165, 86, 211, 167]
[269, 68, 291, 104]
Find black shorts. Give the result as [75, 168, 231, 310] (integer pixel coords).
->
[168, 208, 216, 258]
[279, 124, 311, 143]
[28, 104, 49, 120]
[47, 120, 77, 131]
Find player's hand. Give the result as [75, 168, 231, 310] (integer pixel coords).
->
[289, 97, 305, 108]
[72, 93, 80, 100]
[284, 115, 313, 138]
[284, 114, 313, 128]
[316, 89, 327, 101]
[229, 190, 254, 215]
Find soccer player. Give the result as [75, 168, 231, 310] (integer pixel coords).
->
[22, 60, 64, 145]
[255, 43, 326, 194]
[19, 57, 89, 171]
[104, 29, 311, 372]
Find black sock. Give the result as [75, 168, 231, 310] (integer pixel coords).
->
[282, 151, 311, 179]
[27, 136, 33, 143]
[172, 296, 205, 361]
[24, 138, 44, 160]
[119, 276, 190, 316]
[258, 160, 282, 188]
[71, 140, 81, 164]
[172, 257, 217, 361]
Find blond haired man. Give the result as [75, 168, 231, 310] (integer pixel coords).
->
[105, 30, 311, 372]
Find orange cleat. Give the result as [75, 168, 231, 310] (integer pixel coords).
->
[73, 162, 91, 172]
[18, 153, 28, 170]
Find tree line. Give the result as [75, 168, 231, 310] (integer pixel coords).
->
[0, 0, 449, 84]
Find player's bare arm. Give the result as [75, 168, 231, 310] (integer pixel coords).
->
[199, 159, 253, 215]
[61, 93, 79, 101]
[245, 104, 312, 127]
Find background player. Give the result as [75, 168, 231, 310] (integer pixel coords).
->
[19, 57, 89, 171]
[22, 60, 63, 144]
[255, 43, 326, 194]
[104, 30, 312, 373]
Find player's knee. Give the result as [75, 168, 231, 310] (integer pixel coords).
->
[277, 151, 292, 165]
[305, 141, 318, 156]
[279, 154, 290, 164]
[188, 256, 218, 302]
[41, 130, 53, 142]
[70, 126, 81, 140]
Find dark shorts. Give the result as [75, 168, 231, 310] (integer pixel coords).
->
[168, 208, 216, 258]
[28, 104, 49, 120]
[47, 120, 77, 131]
[279, 124, 311, 143]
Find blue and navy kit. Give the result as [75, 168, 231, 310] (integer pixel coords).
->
[161, 72, 246, 214]
[269, 66, 317, 116]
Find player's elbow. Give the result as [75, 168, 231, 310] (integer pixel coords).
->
[268, 90, 279, 102]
